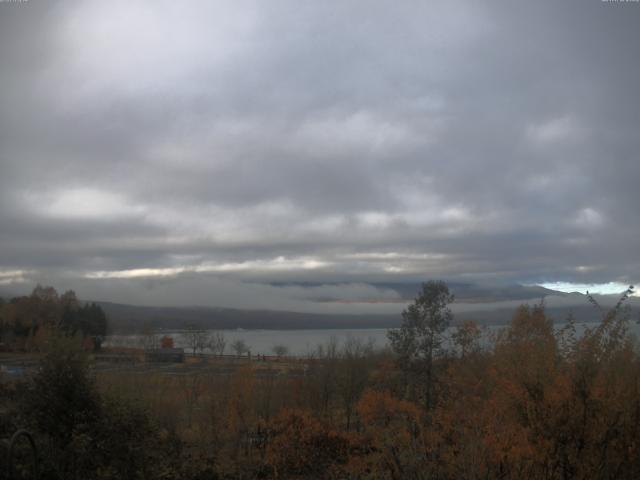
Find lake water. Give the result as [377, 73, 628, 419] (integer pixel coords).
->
[106, 321, 640, 357]
[107, 328, 391, 356]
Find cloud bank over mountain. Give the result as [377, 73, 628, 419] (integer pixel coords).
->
[1, 1, 639, 310]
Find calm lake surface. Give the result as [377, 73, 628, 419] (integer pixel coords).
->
[108, 328, 390, 356]
[106, 321, 640, 357]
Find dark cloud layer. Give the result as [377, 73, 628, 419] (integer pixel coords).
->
[1, 0, 639, 309]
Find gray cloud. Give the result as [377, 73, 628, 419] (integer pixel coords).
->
[1, 0, 639, 309]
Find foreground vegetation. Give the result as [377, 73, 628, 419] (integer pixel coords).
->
[1, 282, 639, 479]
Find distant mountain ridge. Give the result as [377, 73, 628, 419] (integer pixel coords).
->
[96, 285, 612, 333]
[98, 300, 610, 334]
[97, 301, 400, 332]
[2, 283, 623, 333]
[269, 281, 565, 303]
[372, 282, 563, 302]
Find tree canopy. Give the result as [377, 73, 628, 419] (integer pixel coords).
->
[0, 285, 108, 351]
[387, 280, 454, 409]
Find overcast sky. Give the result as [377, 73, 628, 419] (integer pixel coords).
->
[1, 0, 639, 310]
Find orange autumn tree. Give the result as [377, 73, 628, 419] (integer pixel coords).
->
[436, 289, 640, 479]
[350, 389, 425, 480]
[482, 303, 559, 477]
[265, 408, 349, 479]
